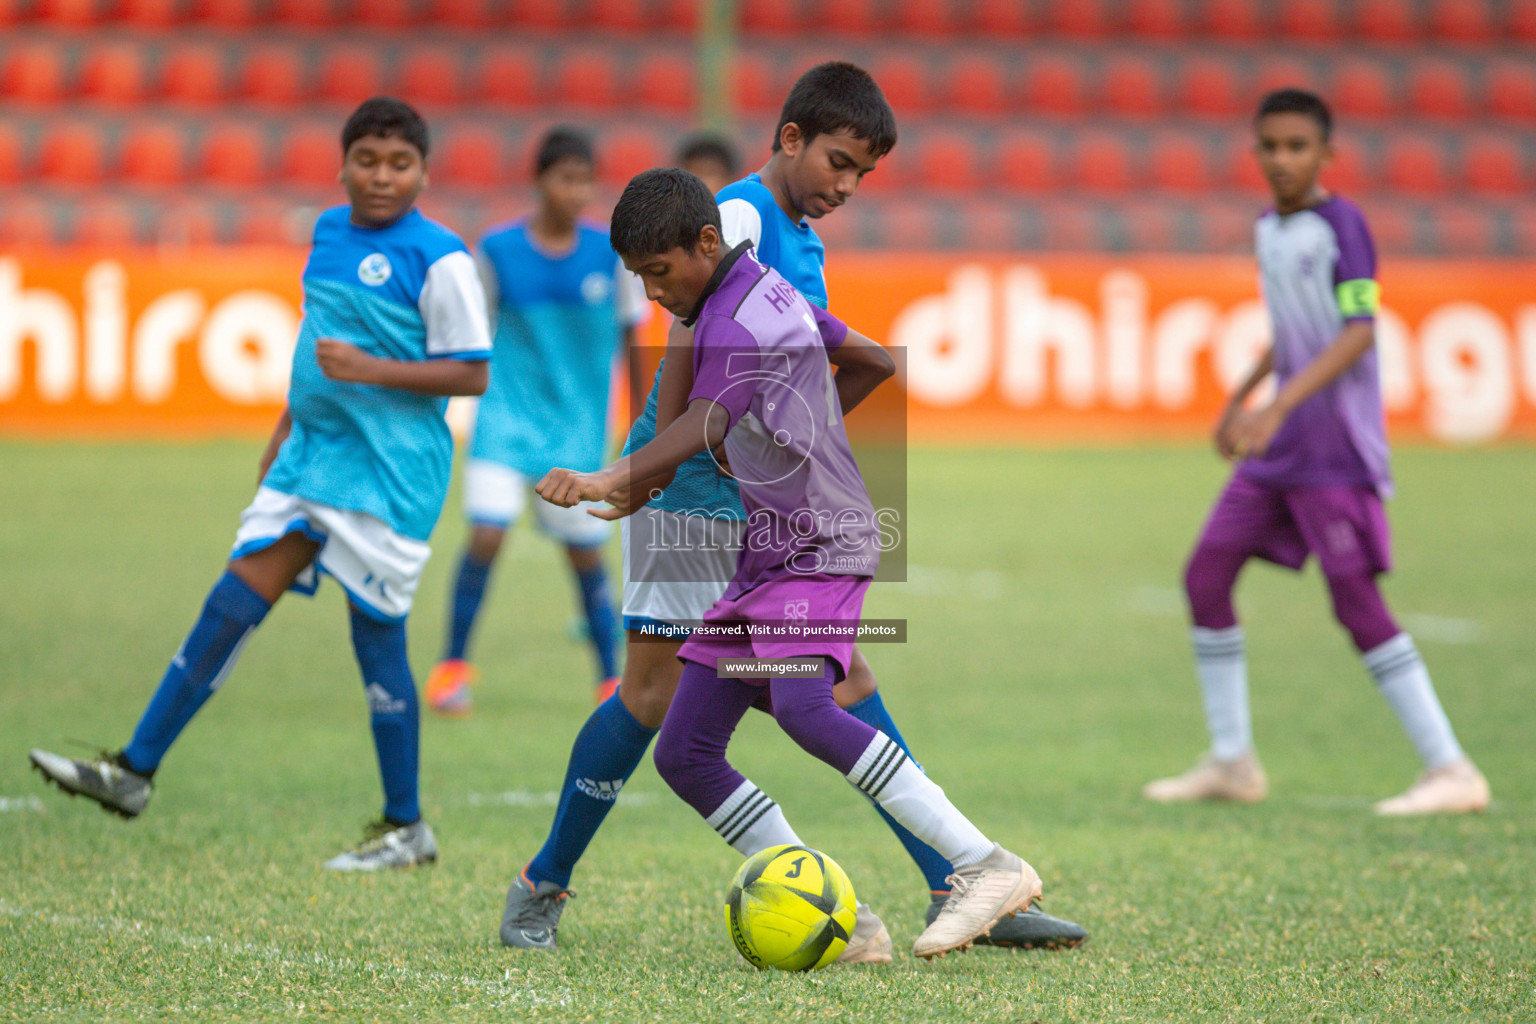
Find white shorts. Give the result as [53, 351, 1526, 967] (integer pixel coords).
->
[463, 458, 612, 548]
[232, 487, 430, 623]
[620, 506, 742, 628]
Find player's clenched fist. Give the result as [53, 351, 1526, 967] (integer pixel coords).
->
[316, 338, 380, 384]
[537, 467, 613, 508]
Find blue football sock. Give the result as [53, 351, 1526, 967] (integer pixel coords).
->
[122, 571, 270, 774]
[445, 549, 492, 662]
[526, 693, 657, 888]
[573, 558, 620, 681]
[350, 606, 420, 825]
[845, 691, 957, 893]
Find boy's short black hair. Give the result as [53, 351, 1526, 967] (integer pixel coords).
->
[772, 61, 898, 157]
[1255, 88, 1333, 140]
[535, 126, 595, 176]
[609, 168, 722, 259]
[676, 132, 740, 176]
[341, 97, 429, 157]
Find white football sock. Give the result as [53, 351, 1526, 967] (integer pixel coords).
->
[846, 733, 994, 870]
[1193, 626, 1252, 761]
[707, 779, 802, 856]
[1364, 633, 1463, 770]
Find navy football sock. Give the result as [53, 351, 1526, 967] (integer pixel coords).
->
[527, 693, 657, 888]
[122, 571, 270, 774]
[350, 607, 420, 825]
[845, 691, 957, 893]
[573, 559, 620, 681]
[445, 549, 492, 662]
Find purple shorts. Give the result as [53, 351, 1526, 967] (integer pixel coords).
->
[1194, 475, 1393, 577]
[678, 573, 870, 681]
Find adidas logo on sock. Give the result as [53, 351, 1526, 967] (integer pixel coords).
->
[575, 778, 624, 801]
[365, 683, 408, 716]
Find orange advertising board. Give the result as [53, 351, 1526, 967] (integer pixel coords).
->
[2, 248, 1534, 443]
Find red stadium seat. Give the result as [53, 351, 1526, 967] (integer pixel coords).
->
[1484, 60, 1536, 120]
[0, 0, 27, 26]
[200, 122, 268, 186]
[475, 43, 544, 108]
[915, 130, 980, 192]
[1383, 135, 1449, 196]
[634, 52, 694, 114]
[1511, 1, 1536, 42]
[868, 53, 932, 115]
[0, 43, 69, 106]
[429, 0, 494, 28]
[731, 50, 781, 115]
[232, 200, 299, 245]
[1278, 0, 1343, 40]
[895, 0, 956, 36]
[366, 0, 420, 29]
[1429, 0, 1496, 42]
[740, 0, 797, 34]
[1330, 58, 1398, 118]
[1363, 203, 1416, 253]
[1176, 56, 1244, 118]
[72, 200, 140, 246]
[272, 0, 340, 27]
[1192, 200, 1259, 254]
[114, 0, 182, 27]
[280, 125, 342, 188]
[508, 0, 574, 30]
[239, 46, 308, 107]
[1041, 203, 1101, 251]
[154, 198, 223, 247]
[954, 198, 1020, 252]
[1328, 138, 1374, 193]
[1199, 0, 1267, 39]
[1351, 0, 1420, 42]
[1223, 138, 1266, 191]
[79, 42, 148, 106]
[400, 46, 463, 107]
[995, 127, 1057, 193]
[1045, 0, 1113, 37]
[0, 124, 26, 184]
[1021, 54, 1087, 115]
[602, 129, 665, 185]
[551, 48, 618, 110]
[816, 0, 879, 34]
[1071, 131, 1134, 194]
[1460, 133, 1525, 197]
[587, 0, 652, 32]
[942, 54, 1008, 117]
[1101, 54, 1166, 117]
[1126, 0, 1188, 39]
[159, 43, 226, 107]
[1253, 56, 1316, 100]
[36, 0, 102, 26]
[1409, 59, 1474, 120]
[1121, 201, 1182, 251]
[0, 199, 59, 246]
[652, 0, 699, 31]
[437, 126, 505, 188]
[189, 0, 258, 27]
[877, 199, 945, 250]
[969, 0, 1029, 34]
[120, 121, 188, 186]
[1431, 203, 1499, 254]
[1150, 131, 1213, 193]
[317, 47, 383, 107]
[38, 121, 107, 185]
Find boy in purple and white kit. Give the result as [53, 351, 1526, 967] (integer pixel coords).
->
[539, 168, 1042, 959]
[1144, 89, 1489, 816]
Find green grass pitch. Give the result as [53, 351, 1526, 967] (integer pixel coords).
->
[1, 440, 1532, 1023]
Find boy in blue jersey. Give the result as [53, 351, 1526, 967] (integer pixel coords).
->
[498, 63, 1085, 955]
[1143, 90, 1489, 815]
[30, 98, 492, 870]
[426, 128, 644, 716]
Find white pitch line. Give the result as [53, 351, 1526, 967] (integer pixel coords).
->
[0, 795, 45, 813]
[1130, 585, 1184, 615]
[1398, 613, 1487, 645]
[902, 564, 1011, 597]
[0, 899, 572, 1009]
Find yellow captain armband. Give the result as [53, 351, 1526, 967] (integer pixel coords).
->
[1336, 278, 1380, 318]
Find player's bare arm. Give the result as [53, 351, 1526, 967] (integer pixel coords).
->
[315, 338, 489, 396]
[827, 329, 896, 414]
[1231, 321, 1374, 458]
[1216, 348, 1274, 459]
[539, 398, 729, 511]
[257, 407, 293, 483]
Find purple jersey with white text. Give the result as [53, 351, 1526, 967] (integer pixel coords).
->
[683, 243, 875, 588]
[1238, 196, 1390, 495]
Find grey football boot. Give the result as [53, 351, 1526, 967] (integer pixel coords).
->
[499, 872, 572, 950]
[926, 892, 1088, 949]
[30, 748, 151, 818]
[323, 819, 438, 871]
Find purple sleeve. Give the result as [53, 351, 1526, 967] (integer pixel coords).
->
[688, 314, 758, 430]
[1320, 199, 1378, 322]
[813, 305, 849, 351]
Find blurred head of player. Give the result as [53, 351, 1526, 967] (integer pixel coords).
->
[534, 127, 597, 229]
[1253, 88, 1334, 214]
[676, 132, 740, 195]
[339, 97, 429, 228]
[609, 168, 724, 319]
[767, 61, 897, 219]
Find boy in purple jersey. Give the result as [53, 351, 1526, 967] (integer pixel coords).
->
[538, 169, 1044, 960]
[1144, 89, 1489, 816]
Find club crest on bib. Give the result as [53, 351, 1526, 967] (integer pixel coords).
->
[580, 271, 612, 305]
[358, 253, 393, 286]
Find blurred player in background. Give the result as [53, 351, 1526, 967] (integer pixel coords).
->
[30, 98, 491, 868]
[498, 63, 1085, 956]
[675, 131, 740, 194]
[425, 127, 646, 716]
[1144, 89, 1490, 816]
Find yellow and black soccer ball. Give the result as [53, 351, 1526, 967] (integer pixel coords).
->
[724, 844, 857, 971]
